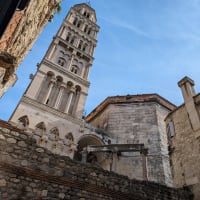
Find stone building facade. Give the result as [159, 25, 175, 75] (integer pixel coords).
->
[0, 0, 62, 98]
[165, 77, 200, 200]
[85, 94, 176, 186]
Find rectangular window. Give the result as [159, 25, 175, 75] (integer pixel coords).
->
[167, 121, 175, 137]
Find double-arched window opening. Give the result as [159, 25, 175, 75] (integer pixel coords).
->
[73, 18, 82, 28]
[57, 57, 66, 67]
[83, 11, 90, 18]
[71, 65, 79, 74]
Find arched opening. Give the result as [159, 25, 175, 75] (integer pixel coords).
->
[73, 18, 77, 26]
[37, 71, 54, 103]
[68, 85, 81, 115]
[18, 115, 29, 129]
[35, 122, 46, 136]
[46, 75, 63, 107]
[74, 134, 104, 163]
[71, 65, 79, 74]
[57, 57, 66, 67]
[49, 127, 59, 141]
[58, 81, 73, 112]
[65, 132, 74, 141]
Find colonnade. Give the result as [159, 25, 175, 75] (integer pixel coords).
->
[37, 72, 81, 115]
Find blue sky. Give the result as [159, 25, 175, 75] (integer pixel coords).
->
[1, 0, 200, 120]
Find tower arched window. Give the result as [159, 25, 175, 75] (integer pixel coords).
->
[71, 65, 79, 74]
[84, 25, 88, 33]
[77, 20, 82, 28]
[49, 127, 59, 141]
[87, 28, 91, 35]
[66, 33, 71, 42]
[45, 76, 63, 107]
[86, 13, 90, 18]
[57, 57, 66, 67]
[82, 44, 88, 52]
[70, 37, 75, 45]
[35, 122, 46, 136]
[58, 81, 73, 112]
[78, 40, 83, 49]
[73, 18, 77, 26]
[18, 115, 29, 128]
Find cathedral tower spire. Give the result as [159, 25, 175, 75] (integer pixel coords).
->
[10, 3, 99, 130]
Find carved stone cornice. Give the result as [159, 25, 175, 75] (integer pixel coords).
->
[22, 96, 83, 125]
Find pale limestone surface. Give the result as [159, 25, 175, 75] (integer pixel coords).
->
[166, 77, 200, 200]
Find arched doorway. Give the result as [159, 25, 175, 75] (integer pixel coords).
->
[74, 134, 104, 163]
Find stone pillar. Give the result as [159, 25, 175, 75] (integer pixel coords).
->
[54, 86, 64, 109]
[83, 64, 91, 79]
[68, 54, 75, 70]
[44, 81, 54, 104]
[72, 90, 81, 116]
[47, 43, 57, 60]
[58, 26, 65, 37]
[64, 90, 74, 113]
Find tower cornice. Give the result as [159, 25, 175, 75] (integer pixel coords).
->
[42, 59, 91, 87]
[22, 96, 83, 125]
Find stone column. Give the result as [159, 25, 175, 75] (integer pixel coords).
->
[44, 81, 54, 104]
[64, 90, 74, 113]
[68, 54, 75, 70]
[47, 43, 57, 60]
[54, 86, 64, 109]
[83, 64, 91, 79]
[72, 90, 81, 116]
[58, 26, 65, 37]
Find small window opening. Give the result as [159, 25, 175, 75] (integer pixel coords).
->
[167, 121, 175, 138]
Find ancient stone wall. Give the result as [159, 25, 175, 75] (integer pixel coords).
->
[0, 120, 193, 200]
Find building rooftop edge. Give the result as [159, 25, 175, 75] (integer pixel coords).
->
[85, 93, 177, 123]
[165, 93, 200, 121]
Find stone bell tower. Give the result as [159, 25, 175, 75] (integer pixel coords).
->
[10, 3, 99, 132]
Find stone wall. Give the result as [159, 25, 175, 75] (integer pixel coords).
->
[86, 101, 173, 186]
[166, 102, 200, 200]
[0, 120, 193, 200]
